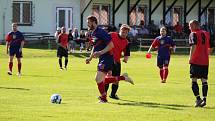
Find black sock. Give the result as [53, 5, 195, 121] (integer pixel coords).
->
[192, 82, 200, 99]
[202, 82, 208, 99]
[59, 58, 62, 68]
[65, 59, 68, 68]
[111, 84, 119, 96]
[105, 84, 109, 92]
[196, 96, 201, 100]
[203, 97, 206, 102]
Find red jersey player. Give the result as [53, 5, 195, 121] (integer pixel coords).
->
[105, 24, 134, 100]
[57, 27, 69, 70]
[188, 20, 213, 107]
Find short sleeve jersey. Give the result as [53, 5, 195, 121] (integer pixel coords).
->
[152, 36, 175, 57]
[6, 31, 24, 48]
[110, 32, 130, 62]
[91, 27, 112, 56]
[189, 29, 210, 65]
[58, 33, 69, 48]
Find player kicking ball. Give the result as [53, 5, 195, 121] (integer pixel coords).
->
[147, 27, 176, 83]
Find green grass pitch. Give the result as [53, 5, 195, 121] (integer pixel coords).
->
[0, 45, 215, 121]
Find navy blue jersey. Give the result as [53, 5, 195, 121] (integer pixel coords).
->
[6, 31, 24, 48]
[152, 36, 175, 57]
[91, 27, 112, 57]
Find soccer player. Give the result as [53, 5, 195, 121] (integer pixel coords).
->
[85, 15, 114, 103]
[105, 24, 134, 100]
[147, 27, 176, 83]
[5, 23, 25, 77]
[188, 20, 213, 107]
[57, 27, 69, 70]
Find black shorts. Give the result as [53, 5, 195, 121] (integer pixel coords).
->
[57, 46, 68, 58]
[190, 64, 208, 79]
[112, 62, 121, 76]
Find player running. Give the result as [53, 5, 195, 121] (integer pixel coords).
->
[85, 15, 114, 103]
[5, 23, 25, 77]
[105, 24, 134, 100]
[147, 27, 176, 83]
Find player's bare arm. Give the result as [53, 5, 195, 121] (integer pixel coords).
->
[6, 42, 9, 54]
[93, 41, 114, 58]
[189, 45, 196, 61]
[86, 47, 94, 64]
[19, 40, 25, 52]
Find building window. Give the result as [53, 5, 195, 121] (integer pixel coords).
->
[12, 1, 32, 25]
[129, 5, 147, 26]
[166, 6, 183, 26]
[92, 4, 110, 25]
[208, 8, 215, 26]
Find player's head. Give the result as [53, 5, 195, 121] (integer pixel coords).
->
[61, 27, 66, 33]
[87, 15, 98, 31]
[119, 24, 130, 39]
[12, 23, 18, 32]
[160, 27, 167, 36]
[189, 20, 200, 31]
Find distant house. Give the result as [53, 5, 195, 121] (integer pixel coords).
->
[0, 0, 81, 41]
[0, 0, 215, 41]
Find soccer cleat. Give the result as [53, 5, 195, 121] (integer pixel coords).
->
[161, 80, 166, 83]
[7, 71, 12, 75]
[99, 98, 108, 103]
[200, 101, 206, 107]
[122, 73, 134, 85]
[64, 67, 67, 70]
[195, 99, 203, 107]
[60, 67, 64, 71]
[109, 94, 119, 100]
[98, 96, 108, 103]
[17, 73, 22, 77]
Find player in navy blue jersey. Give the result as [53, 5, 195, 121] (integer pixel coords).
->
[148, 27, 176, 83]
[85, 15, 114, 103]
[5, 23, 25, 77]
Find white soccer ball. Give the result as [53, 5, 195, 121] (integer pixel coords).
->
[50, 94, 62, 104]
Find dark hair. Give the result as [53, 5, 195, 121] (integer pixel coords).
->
[160, 26, 167, 31]
[87, 15, 98, 24]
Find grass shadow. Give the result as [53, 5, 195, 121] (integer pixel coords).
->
[23, 74, 59, 78]
[69, 52, 89, 58]
[109, 99, 192, 110]
[0, 86, 30, 91]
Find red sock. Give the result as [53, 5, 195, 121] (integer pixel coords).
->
[9, 62, 13, 72]
[164, 68, 169, 80]
[18, 63, 22, 73]
[97, 81, 106, 97]
[160, 69, 164, 80]
[104, 76, 118, 84]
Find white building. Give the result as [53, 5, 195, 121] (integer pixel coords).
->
[0, 0, 215, 40]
